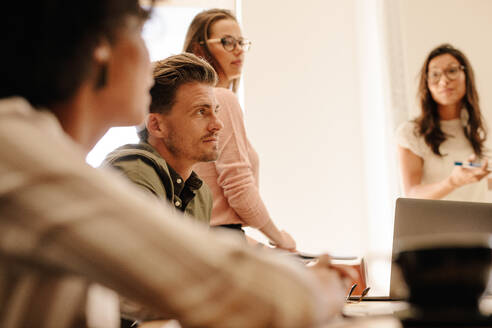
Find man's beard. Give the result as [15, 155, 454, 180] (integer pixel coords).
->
[164, 130, 218, 163]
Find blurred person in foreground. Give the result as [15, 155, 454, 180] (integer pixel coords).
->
[0, 1, 354, 328]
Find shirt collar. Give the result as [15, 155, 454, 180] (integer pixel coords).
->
[167, 162, 203, 192]
[138, 140, 203, 191]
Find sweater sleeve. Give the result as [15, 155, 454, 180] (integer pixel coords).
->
[214, 88, 271, 229]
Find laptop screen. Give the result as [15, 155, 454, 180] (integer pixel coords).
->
[389, 197, 492, 298]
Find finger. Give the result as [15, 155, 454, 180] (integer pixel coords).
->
[343, 277, 354, 289]
[473, 169, 488, 177]
[316, 254, 332, 266]
[329, 264, 359, 281]
[477, 173, 489, 180]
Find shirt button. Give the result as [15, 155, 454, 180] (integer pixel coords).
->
[176, 178, 182, 184]
[175, 200, 181, 207]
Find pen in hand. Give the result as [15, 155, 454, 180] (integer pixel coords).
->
[454, 161, 492, 171]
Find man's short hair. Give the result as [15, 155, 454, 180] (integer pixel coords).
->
[138, 53, 218, 141]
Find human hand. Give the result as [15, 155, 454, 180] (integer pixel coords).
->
[245, 235, 270, 249]
[449, 154, 489, 188]
[273, 230, 297, 252]
[308, 255, 358, 301]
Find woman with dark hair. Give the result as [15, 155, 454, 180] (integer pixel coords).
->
[185, 9, 297, 250]
[0, 2, 352, 327]
[397, 44, 490, 201]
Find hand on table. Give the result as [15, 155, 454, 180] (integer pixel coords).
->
[273, 230, 297, 252]
[308, 255, 358, 296]
[305, 254, 360, 319]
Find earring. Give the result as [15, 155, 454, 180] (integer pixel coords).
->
[93, 43, 110, 89]
[94, 45, 110, 62]
[95, 63, 108, 89]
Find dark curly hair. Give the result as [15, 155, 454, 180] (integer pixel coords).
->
[1, 0, 151, 108]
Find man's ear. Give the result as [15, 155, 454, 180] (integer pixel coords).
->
[146, 113, 167, 138]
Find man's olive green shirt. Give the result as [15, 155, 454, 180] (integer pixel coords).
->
[102, 142, 212, 224]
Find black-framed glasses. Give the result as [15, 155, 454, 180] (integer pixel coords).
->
[203, 36, 252, 52]
[427, 65, 465, 84]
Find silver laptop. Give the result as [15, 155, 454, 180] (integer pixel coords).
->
[389, 197, 492, 298]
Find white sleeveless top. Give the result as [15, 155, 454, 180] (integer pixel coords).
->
[396, 119, 488, 202]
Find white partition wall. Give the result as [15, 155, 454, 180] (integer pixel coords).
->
[240, 0, 369, 256]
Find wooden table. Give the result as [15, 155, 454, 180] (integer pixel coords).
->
[140, 297, 492, 328]
[139, 302, 406, 328]
[140, 317, 402, 328]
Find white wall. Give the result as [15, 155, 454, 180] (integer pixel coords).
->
[241, 0, 367, 256]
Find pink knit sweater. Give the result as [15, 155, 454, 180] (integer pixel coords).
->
[193, 88, 270, 228]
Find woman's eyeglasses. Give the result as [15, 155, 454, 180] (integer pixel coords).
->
[203, 36, 252, 52]
[427, 65, 465, 84]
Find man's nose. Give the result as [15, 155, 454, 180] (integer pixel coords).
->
[210, 113, 224, 131]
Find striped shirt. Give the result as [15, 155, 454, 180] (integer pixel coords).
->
[0, 97, 343, 328]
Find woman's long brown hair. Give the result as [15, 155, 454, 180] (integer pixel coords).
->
[183, 9, 239, 93]
[415, 43, 486, 156]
